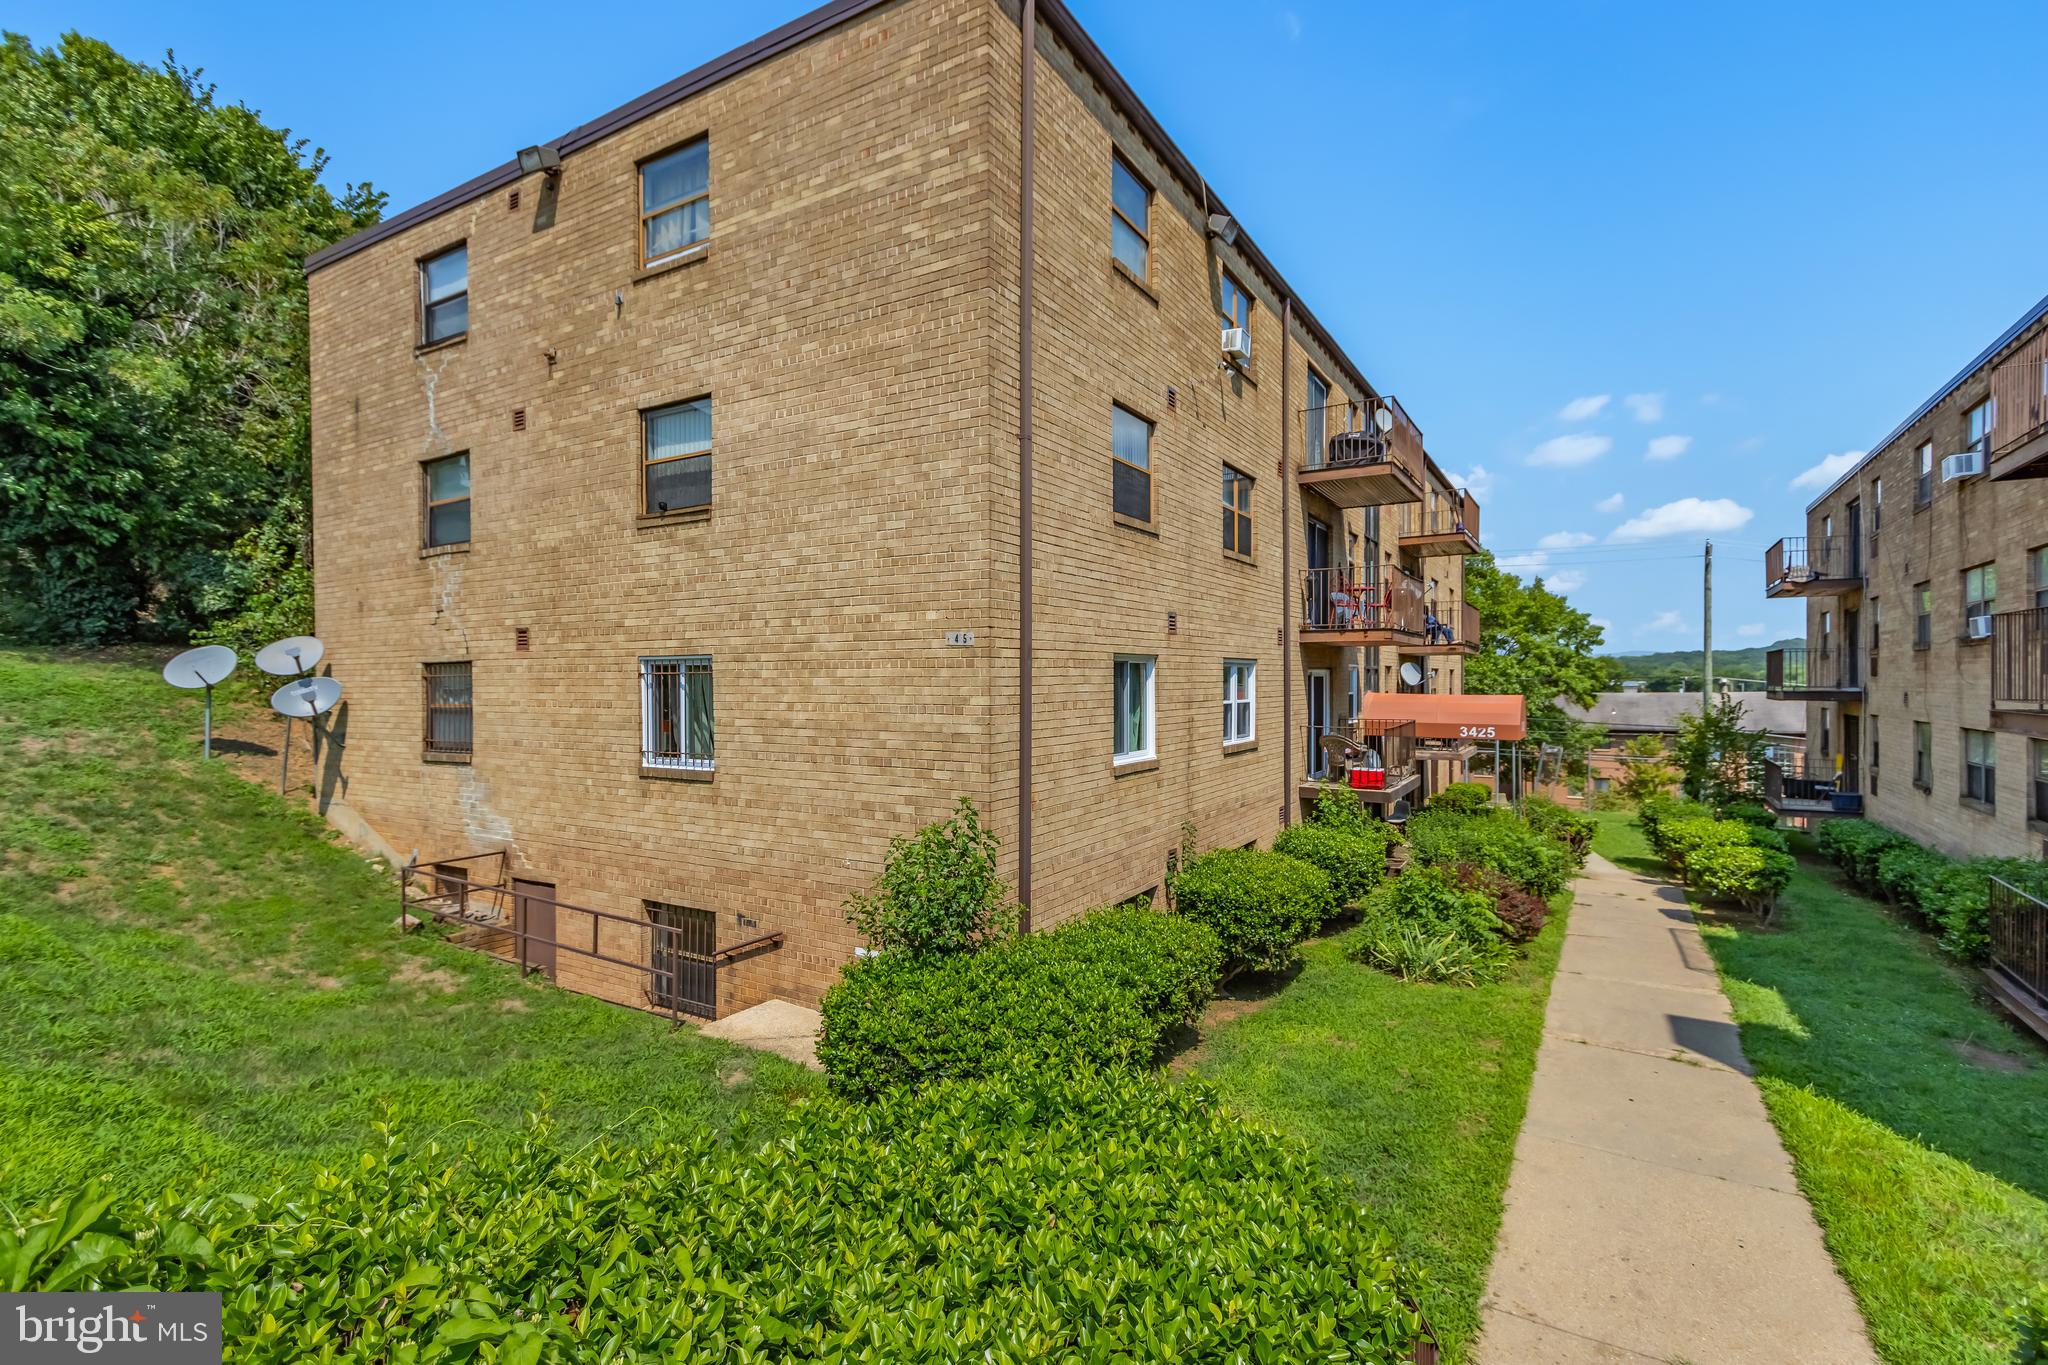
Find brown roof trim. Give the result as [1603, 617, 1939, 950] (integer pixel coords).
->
[305, 0, 895, 275]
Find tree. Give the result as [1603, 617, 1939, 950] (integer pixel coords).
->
[0, 33, 381, 643]
[844, 798, 1018, 960]
[1463, 550, 1611, 769]
[1615, 733, 1680, 805]
[1672, 696, 1770, 808]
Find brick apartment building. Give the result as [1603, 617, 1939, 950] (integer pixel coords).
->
[305, 0, 1493, 1016]
[1760, 292, 2048, 855]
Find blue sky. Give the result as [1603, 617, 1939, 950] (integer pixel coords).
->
[19, 0, 2048, 653]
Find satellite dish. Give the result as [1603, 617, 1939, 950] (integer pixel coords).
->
[1372, 406, 1395, 434]
[271, 677, 343, 719]
[255, 635, 325, 676]
[1399, 662, 1424, 687]
[163, 645, 237, 690]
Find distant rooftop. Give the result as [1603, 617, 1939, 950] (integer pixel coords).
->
[1562, 691, 1807, 738]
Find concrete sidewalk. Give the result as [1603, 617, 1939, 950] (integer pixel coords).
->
[1475, 853, 1876, 1364]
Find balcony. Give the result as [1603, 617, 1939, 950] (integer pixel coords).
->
[1396, 597, 1480, 657]
[1764, 537, 1862, 597]
[1300, 565, 1425, 647]
[1763, 753, 1862, 819]
[1397, 488, 1482, 555]
[1989, 337, 2048, 482]
[1986, 875, 2048, 1042]
[1991, 607, 2048, 726]
[1303, 719, 1420, 806]
[1299, 396, 1427, 508]
[1765, 644, 1862, 701]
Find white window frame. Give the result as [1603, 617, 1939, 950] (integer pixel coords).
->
[1114, 654, 1157, 765]
[1223, 660, 1256, 745]
[640, 655, 714, 772]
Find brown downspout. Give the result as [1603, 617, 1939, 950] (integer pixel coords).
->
[1017, 0, 1037, 930]
[1280, 296, 1293, 824]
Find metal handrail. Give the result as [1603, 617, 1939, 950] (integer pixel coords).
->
[1766, 644, 1860, 692]
[1989, 875, 2048, 1010]
[1301, 565, 1425, 635]
[1764, 536, 1861, 593]
[1991, 607, 2048, 713]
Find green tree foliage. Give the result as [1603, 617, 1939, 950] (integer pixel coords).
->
[843, 797, 1017, 959]
[1463, 549, 1609, 766]
[1615, 732, 1681, 805]
[0, 33, 381, 642]
[1671, 696, 1770, 807]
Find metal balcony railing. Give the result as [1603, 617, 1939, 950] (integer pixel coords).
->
[1764, 536, 1862, 595]
[1763, 752, 1858, 811]
[1992, 607, 2048, 713]
[1990, 341, 2048, 459]
[1765, 644, 1861, 694]
[1399, 488, 1481, 547]
[1301, 564, 1425, 637]
[1989, 876, 2048, 1012]
[1309, 719, 1418, 791]
[1304, 396, 1426, 482]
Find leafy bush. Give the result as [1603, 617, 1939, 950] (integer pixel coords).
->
[1452, 863, 1549, 943]
[818, 906, 1221, 1098]
[1307, 788, 1400, 842]
[844, 797, 1015, 959]
[1921, 857, 2048, 963]
[0, 1070, 1431, 1362]
[1638, 797, 1717, 861]
[1169, 848, 1333, 974]
[1720, 800, 1776, 829]
[1874, 841, 1951, 909]
[1655, 815, 1751, 878]
[1429, 781, 1494, 815]
[1349, 918, 1508, 985]
[1406, 809, 1572, 898]
[1688, 843, 1795, 916]
[1524, 797, 1595, 865]
[1364, 864, 1504, 944]
[1812, 819, 1910, 889]
[1274, 821, 1391, 906]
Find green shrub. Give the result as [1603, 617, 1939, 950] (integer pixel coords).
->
[1874, 841, 1951, 909]
[1656, 815, 1750, 878]
[1524, 797, 1595, 865]
[1922, 857, 2048, 963]
[1429, 781, 1494, 815]
[1349, 918, 1509, 985]
[1406, 809, 1572, 898]
[1639, 798, 1717, 861]
[1169, 848, 1333, 974]
[1274, 821, 1391, 906]
[1364, 863, 1504, 945]
[817, 906, 1221, 1098]
[1688, 843, 1795, 916]
[1812, 819, 1910, 888]
[843, 797, 1015, 959]
[1746, 823, 1791, 854]
[1307, 788, 1400, 842]
[1720, 800, 1776, 829]
[1451, 863, 1549, 943]
[0, 1070, 1430, 1362]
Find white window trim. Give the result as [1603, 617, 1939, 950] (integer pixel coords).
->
[1114, 654, 1157, 764]
[1223, 660, 1256, 745]
[640, 654, 714, 771]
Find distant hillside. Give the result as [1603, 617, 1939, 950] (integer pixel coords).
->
[1600, 638, 1802, 692]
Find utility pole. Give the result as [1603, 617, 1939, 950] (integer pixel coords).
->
[1702, 540, 1714, 717]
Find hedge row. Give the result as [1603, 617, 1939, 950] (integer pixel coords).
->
[0, 1071, 1431, 1362]
[1639, 797, 1793, 915]
[1813, 819, 2048, 961]
[1406, 808, 1574, 898]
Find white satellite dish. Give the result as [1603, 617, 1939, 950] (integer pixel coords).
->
[255, 635, 325, 677]
[268, 677, 343, 795]
[1372, 406, 1395, 434]
[162, 645, 237, 758]
[1399, 662, 1424, 687]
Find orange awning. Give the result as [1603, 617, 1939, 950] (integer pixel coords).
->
[1358, 692, 1527, 741]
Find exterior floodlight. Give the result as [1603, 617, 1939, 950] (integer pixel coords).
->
[1205, 212, 1239, 246]
[517, 144, 563, 176]
[163, 645, 238, 759]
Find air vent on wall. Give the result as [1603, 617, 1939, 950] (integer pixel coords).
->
[1167, 612, 1178, 635]
[509, 188, 521, 211]
[512, 408, 527, 432]
[515, 628, 530, 652]
[1166, 386, 1178, 412]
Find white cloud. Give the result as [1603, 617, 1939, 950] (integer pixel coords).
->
[1735, 623, 1768, 639]
[1442, 464, 1495, 498]
[1595, 491, 1625, 514]
[1590, 617, 1614, 633]
[1538, 530, 1595, 550]
[1496, 550, 1548, 576]
[1623, 392, 1665, 423]
[1790, 450, 1865, 492]
[1529, 433, 1612, 468]
[1646, 609, 1685, 632]
[1558, 394, 1611, 421]
[1280, 9, 1303, 40]
[1609, 496, 1754, 542]
[1645, 434, 1693, 461]
[1548, 569, 1587, 592]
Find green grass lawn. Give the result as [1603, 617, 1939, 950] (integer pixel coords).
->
[1591, 810, 2048, 1364]
[0, 648, 817, 1206]
[1192, 895, 1570, 1364]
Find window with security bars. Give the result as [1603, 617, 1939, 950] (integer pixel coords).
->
[1222, 464, 1253, 556]
[641, 656, 713, 771]
[422, 662, 473, 758]
[1112, 404, 1151, 523]
[643, 398, 711, 515]
[646, 901, 716, 1017]
[422, 453, 470, 547]
[641, 139, 710, 267]
[1223, 660, 1255, 745]
[1963, 728, 1996, 806]
[420, 244, 468, 345]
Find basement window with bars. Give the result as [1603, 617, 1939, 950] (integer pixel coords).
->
[422, 662, 473, 759]
[1222, 463, 1253, 557]
[419, 243, 468, 345]
[641, 656, 713, 772]
[422, 453, 470, 548]
[1112, 404, 1152, 524]
[646, 901, 716, 1017]
[643, 398, 712, 515]
[1963, 728, 1996, 807]
[640, 138, 711, 267]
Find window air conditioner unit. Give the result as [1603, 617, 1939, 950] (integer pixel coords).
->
[1966, 614, 1994, 640]
[1941, 448, 1986, 481]
[1220, 327, 1250, 362]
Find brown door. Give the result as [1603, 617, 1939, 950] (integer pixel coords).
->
[512, 879, 556, 980]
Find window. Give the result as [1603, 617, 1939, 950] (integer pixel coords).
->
[1868, 716, 1879, 796]
[423, 661, 473, 759]
[1820, 709, 1831, 758]
[1114, 655, 1156, 764]
[1964, 563, 1997, 629]
[422, 454, 471, 548]
[1913, 722, 1933, 790]
[1914, 581, 1932, 648]
[420, 244, 468, 345]
[647, 902, 716, 1018]
[1223, 660, 1255, 745]
[2032, 545, 2048, 608]
[1872, 477, 1883, 531]
[1822, 513, 1834, 541]
[1112, 404, 1152, 523]
[640, 656, 714, 772]
[2033, 739, 2048, 824]
[1869, 597, 1881, 657]
[1219, 271, 1253, 358]
[1110, 153, 1150, 278]
[1963, 728, 1996, 806]
[1967, 398, 1994, 451]
[1917, 441, 1933, 505]
[1221, 464, 1253, 556]
[643, 398, 712, 515]
[1820, 609, 1833, 655]
[640, 139, 710, 267]
[1348, 665, 1362, 718]
[1305, 370, 1330, 469]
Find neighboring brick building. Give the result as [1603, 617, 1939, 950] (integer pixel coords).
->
[1760, 292, 2048, 855]
[1560, 689, 1805, 799]
[306, 0, 1487, 1016]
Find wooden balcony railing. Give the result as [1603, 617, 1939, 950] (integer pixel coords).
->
[1764, 536, 1862, 596]
[1991, 607, 2048, 714]
[1301, 564, 1425, 639]
[1989, 333, 2048, 479]
[1765, 644, 1861, 696]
